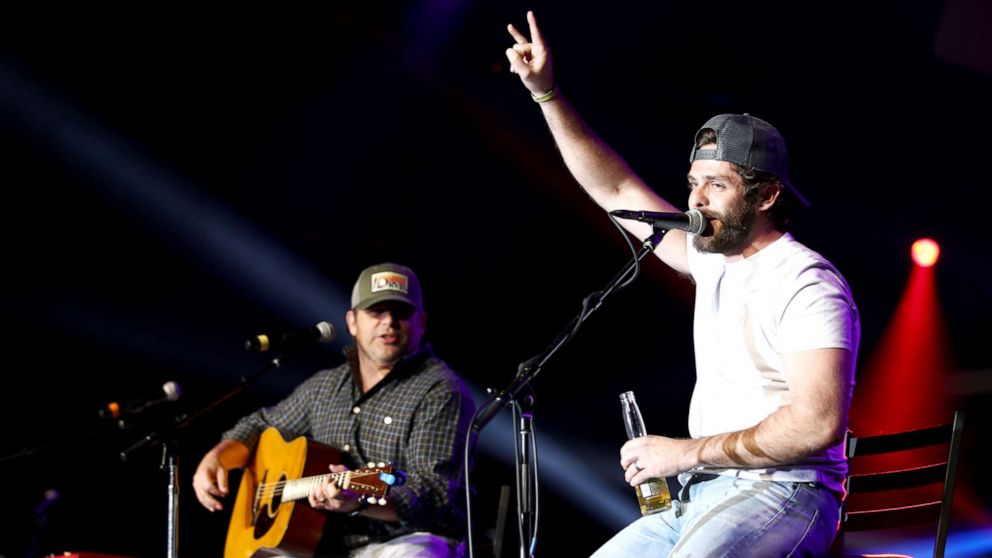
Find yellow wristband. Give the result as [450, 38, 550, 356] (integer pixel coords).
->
[531, 86, 557, 103]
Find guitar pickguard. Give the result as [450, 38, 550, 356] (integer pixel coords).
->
[252, 469, 285, 539]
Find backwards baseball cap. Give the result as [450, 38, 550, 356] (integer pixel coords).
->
[351, 262, 424, 312]
[688, 113, 811, 207]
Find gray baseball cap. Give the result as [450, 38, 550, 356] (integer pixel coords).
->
[350, 262, 423, 311]
[689, 113, 811, 207]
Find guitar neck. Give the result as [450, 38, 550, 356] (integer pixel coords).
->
[279, 472, 347, 502]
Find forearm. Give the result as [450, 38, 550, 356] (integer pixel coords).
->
[539, 92, 679, 213]
[537, 92, 690, 271]
[211, 438, 251, 469]
[679, 403, 844, 471]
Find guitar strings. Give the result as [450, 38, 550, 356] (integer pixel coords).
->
[256, 471, 378, 491]
[254, 471, 381, 498]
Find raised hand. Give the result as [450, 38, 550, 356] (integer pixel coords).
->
[505, 11, 555, 96]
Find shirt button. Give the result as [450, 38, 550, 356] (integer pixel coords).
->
[384, 416, 392, 425]
[343, 444, 351, 451]
[352, 406, 361, 414]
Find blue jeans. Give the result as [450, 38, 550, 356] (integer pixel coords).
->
[590, 475, 839, 558]
[349, 532, 464, 557]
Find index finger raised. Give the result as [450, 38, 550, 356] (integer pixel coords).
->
[526, 11, 547, 48]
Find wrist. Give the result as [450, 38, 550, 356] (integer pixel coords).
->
[680, 438, 703, 471]
[531, 85, 557, 103]
[346, 498, 370, 518]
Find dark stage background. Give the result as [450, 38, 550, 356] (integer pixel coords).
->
[1, 2, 990, 557]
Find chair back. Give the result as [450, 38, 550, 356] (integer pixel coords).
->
[835, 411, 964, 558]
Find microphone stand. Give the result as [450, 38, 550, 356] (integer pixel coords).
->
[513, 396, 537, 558]
[120, 353, 294, 558]
[469, 227, 667, 557]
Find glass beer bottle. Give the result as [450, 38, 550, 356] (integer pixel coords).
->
[619, 391, 672, 514]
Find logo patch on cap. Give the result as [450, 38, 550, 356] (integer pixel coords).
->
[370, 271, 409, 295]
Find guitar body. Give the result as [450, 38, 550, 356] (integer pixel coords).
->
[224, 427, 341, 558]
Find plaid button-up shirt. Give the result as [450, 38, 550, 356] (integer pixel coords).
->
[224, 344, 475, 549]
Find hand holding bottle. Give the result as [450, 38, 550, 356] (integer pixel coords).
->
[620, 435, 688, 484]
[619, 391, 672, 515]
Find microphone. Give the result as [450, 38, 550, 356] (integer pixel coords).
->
[98, 381, 182, 419]
[244, 321, 336, 353]
[609, 208, 707, 235]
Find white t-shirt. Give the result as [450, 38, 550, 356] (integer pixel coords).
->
[685, 233, 859, 493]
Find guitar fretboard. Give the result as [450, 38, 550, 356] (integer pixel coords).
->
[256, 471, 383, 503]
[283, 473, 342, 501]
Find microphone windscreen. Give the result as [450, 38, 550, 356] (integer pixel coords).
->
[685, 208, 707, 235]
[314, 321, 336, 343]
[162, 381, 182, 402]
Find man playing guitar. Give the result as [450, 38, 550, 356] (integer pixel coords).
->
[192, 263, 475, 557]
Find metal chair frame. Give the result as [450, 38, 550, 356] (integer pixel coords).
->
[834, 411, 964, 558]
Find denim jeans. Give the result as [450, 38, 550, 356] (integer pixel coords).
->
[349, 532, 464, 558]
[590, 475, 839, 558]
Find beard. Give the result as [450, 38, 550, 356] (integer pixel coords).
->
[691, 194, 759, 255]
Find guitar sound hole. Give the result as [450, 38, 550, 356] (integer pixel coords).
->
[252, 471, 285, 539]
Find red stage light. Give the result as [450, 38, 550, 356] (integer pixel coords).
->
[911, 238, 940, 267]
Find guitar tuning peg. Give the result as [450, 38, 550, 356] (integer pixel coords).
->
[377, 497, 387, 506]
[366, 496, 377, 505]
[367, 461, 375, 468]
[377, 461, 386, 468]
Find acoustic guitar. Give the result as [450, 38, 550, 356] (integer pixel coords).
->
[224, 427, 403, 558]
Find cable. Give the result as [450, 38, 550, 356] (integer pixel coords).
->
[465, 405, 479, 558]
[608, 212, 642, 291]
[569, 213, 648, 340]
[529, 408, 541, 557]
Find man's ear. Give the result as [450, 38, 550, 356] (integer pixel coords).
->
[345, 309, 357, 336]
[757, 183, 782, 212]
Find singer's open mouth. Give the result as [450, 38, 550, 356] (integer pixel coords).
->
[699, 216, 718, 237]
